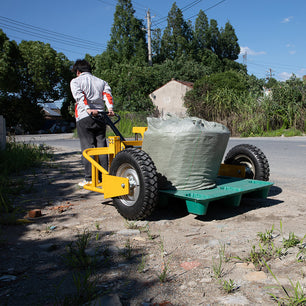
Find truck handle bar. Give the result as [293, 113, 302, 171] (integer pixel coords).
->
[90, 111, 126, 142]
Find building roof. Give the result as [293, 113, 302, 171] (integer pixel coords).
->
[174, 80, 194, 88]
[43, 105, 61, 117]
[152, 79, 194, 93]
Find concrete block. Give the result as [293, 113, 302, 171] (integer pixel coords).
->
[0, 115, 6, 150]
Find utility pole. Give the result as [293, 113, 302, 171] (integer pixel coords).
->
[266, 68, 274, 80]
[242, 52, 247, 66]
[146, 9, 152, 66]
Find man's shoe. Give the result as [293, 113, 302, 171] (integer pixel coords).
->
[78, 180, 92, 187]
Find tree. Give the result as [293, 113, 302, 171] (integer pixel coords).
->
[160, 3, 193, 60]
[208, 19, 220, 56]
[219, 22, 240, 60]
[184, 70, 250, 121]
[193, 10, 210, 59]
[151, 28, 162, 64]
[0, 30, 73, 132]
[18, 40, 71, 103]
[106, 0, 147, 64]
[0, 29, 20, 92]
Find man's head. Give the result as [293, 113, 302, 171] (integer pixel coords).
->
[71, 59, 92, 75]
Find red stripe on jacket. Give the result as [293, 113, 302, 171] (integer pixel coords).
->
[103, 92, 113, 105]
[75, 92, 87, 119]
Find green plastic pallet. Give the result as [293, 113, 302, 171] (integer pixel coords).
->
[159, 177, 273, 216]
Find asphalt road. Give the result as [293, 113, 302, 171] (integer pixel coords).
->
[13, 133, 306, 188]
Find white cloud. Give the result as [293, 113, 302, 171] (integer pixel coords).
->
[286, 43, 295, 48]
[289, 50, 296, 55]
[240, 46, 266, 56]
[299, 68, 306, 75]
[278, 70, 306, 81]
[278, 72, 294, 81]
[281, 16, 293, 23]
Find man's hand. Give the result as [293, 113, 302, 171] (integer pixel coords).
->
[108, 109, 115, 116]
[86, 109, 99, 116]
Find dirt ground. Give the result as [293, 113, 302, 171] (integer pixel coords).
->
[0, 146, 305, 306]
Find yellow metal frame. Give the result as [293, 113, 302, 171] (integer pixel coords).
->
[218, 163, 245, 178]
[82, 127, 147, 198]
[81, 125, 246, 198]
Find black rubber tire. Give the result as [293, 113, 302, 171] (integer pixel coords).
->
[110, 148, 158, 220]
[224, 144, 270, 181]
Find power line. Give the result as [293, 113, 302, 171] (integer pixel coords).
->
[186, 0, 227, 20]
[1, 24, 105, 52]
[181, 0, 205, 12]
[95, 0, 116, 7]
[0, 16, 106, 51]
[5, 33, 90, 56]
[152, 0, 227, 28]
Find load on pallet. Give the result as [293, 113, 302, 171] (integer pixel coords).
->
[82, 113, 272, 220]
[142, 116, 230, 190]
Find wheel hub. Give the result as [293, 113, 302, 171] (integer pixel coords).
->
[234, 154, 255, 179]
[115, 163, 140, 207]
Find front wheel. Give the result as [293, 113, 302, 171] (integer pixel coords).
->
[224, 144, 270, 181]
[110, 148, 158, 220]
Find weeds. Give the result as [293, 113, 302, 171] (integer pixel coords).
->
[95, 222, 100, 230]
[71, 269, 98, 303]
[64, 230, 96, 269]
[124, 220, 140, 229]
[157, 237, 170, 283]
[158, 261, 169, 283]
[144, 224, 158, 240]
[138, 254, 147, 273]
[257, 225, 274, 244]
[283, 232, 301, 249]
[264, 261, 306, 305]
[57, 269, 100, 305]
[0, 141, 52, 225]
[220, 279, 239, 294]
[246, 244, 275, 269]
[122, 238, 133, 259]
[211, 244, 239, 294]
[212, 244, 227, 278]
[297, 245, 306, 263]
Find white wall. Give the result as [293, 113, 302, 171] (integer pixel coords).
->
[149, 80, 192, 117]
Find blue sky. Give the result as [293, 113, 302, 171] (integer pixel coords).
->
[1, 0, 306, 81]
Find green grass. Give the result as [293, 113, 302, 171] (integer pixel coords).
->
[0, 141, 52, 223]
[259, 127, 304, 137]
[106, 111, 148, 138]
[73, 111, 304, 138]
[0, 141, 52, 177]
[64, 230, 97, 269]
[264, 261, 306, 305]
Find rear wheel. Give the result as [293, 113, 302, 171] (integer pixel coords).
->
[110, 148, 158, 220]
[224, 144, 270, 181]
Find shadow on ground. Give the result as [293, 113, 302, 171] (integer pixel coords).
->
[0, 149, 284, 305]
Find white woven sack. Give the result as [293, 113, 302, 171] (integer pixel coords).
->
[142, 116, 230, 190]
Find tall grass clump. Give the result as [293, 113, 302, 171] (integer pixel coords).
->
[106, 111, 148, 138]
[185, 71, 305, 137]
[0, 141, 52, 218]
[0, 141, 51, 177]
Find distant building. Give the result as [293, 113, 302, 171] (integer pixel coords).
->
[149, 79, 193, 117]
[263, 87, 272, 97]
[41, 102, 61, 120]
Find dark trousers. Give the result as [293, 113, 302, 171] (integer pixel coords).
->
[76, 116, 108, 181]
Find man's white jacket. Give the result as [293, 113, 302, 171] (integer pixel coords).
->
[70, 72, 113, 122]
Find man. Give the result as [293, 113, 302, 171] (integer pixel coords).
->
[70, 59, 114, 187]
